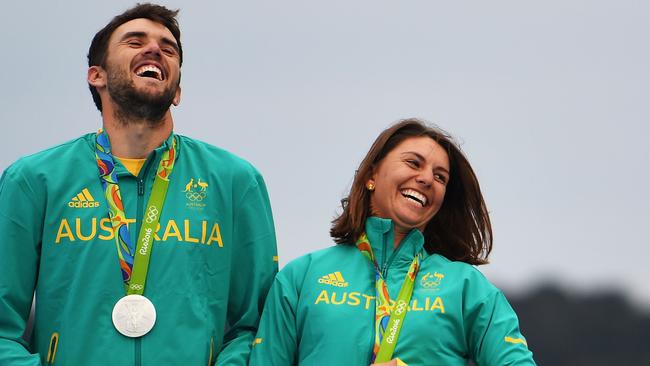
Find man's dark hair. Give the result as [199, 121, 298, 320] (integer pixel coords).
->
[87, 3, 183, 112]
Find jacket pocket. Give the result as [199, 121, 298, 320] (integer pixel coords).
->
[46, 332, 59, 365]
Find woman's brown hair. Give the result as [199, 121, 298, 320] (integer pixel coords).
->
[330, 118, 493, 265]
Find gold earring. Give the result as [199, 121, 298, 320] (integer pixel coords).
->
[366, 181, 375, 191]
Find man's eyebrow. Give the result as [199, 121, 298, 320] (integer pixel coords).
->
[119, 31, 180, 53]
[160, 36, 180, 53]
[119, 31, 147, 41]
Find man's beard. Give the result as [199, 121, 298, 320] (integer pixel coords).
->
[106, 66, 178, 126]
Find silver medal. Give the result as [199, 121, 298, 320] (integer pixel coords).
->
[112, 294, 157, 337]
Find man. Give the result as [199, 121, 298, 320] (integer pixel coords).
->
[0, 4, 278, 365]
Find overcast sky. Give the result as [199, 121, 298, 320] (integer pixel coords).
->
[2, 1, 649, 307]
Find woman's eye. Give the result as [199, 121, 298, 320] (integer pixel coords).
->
[127, 40, 142, 47]
[406, 159, 420, 168]
[434, 173, 448, 184]
[162, 47, 176, 56]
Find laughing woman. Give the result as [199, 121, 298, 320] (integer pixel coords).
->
[250, 119, 536, 366]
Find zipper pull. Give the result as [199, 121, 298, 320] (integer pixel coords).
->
[138, 179, 145, 196]
[382, 232, 389, 277]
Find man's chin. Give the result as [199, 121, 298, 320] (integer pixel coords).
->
[132, 84, 169, 99]
[112, 95, 173, 125]
[107, 78, 178, 124]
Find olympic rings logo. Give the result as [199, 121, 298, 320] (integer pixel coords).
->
[145, 206, 159, 223]
[394, 300, 407, 315]
[129, 284, 144, 290]
[421, 281, 440, 288]
[420, 272, 444, 289]
[186, 191, 207, 201]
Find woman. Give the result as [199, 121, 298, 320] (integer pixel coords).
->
[250, 119, 536, 365]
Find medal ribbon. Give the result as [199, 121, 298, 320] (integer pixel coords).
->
[95, 130, 176, 295]
[356, 233, 421, 363]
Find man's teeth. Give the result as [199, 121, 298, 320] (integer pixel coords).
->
[135, 65, 162, 80]
[401, 189, 427, 206]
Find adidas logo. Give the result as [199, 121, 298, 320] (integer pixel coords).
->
[68, 188, 100, 208]
[318, 271, 349, 287]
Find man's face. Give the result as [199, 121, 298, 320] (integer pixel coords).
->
[103, 18, 181, 123]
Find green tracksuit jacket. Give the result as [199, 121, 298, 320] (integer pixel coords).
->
[0, 133, 278, 365]
[250, 217, 535, 365]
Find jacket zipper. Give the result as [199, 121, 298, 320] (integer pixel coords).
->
[370, 229, 407, 362]
[135, 160, 151, 250]
[382, 229, 409, 278]
[134, 157, 153, 366]
[137, 179, 145, 196]
[381, 230, 389, 277]
[383, 240, 405, 278]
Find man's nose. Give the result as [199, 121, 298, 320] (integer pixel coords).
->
[142, 40, 162, 57]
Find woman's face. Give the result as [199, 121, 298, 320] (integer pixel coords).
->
[368, 136, 450, 233]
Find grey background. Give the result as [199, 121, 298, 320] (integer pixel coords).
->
[2, 1, 648, 307]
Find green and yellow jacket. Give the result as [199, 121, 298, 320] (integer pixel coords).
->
[0, 133, 278, 365]
[250, 217, 535, 365]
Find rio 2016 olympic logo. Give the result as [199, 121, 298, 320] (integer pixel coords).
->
[394, 300, 407, 315]
[145, 206, 159, 224]
[129, 283, 144, 291]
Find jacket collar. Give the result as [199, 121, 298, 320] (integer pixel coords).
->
[364, 217, 425, 271]
[89, 132, 178, 178]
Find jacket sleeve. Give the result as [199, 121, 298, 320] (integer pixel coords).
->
[216, 171, 278, 365]
[466, 290, 536, 365]
[249, 264, 299, 366]
[0, 167, 43, 366]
